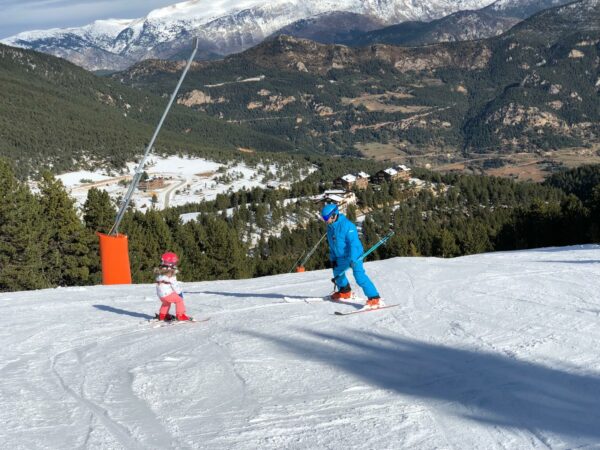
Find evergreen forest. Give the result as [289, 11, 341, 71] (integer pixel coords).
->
[1, 156, 598, 293]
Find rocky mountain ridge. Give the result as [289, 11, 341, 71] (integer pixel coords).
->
[274, 0, 576, 48]
[113, 0, 600, 161]
[1, 0, 497, 70]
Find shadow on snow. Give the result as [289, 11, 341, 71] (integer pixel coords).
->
[93, 304, 154, 320]
[245, 328, 600, 440]
[196, 291, 314, 301]
[196, 291, 363, 308]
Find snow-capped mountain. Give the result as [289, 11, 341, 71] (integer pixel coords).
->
[281, 9, 520, 47]
[483, 0, 574, 18]
[1, 0, 497, 71]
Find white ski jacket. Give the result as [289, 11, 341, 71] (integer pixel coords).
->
[155, 274, 183, 299]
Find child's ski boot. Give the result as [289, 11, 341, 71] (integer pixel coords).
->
[156, 313, 175, 321]
[176, 313, 194, 322]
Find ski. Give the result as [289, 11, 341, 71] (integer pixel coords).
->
[283, 296, 364, 308]
[334, 304, 400, 315]
[283, 297, 326, 304]
[146, 317, 210, 328]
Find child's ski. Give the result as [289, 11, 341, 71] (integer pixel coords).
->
[334, 304, 400, 315]
[146, 317, 210, 328]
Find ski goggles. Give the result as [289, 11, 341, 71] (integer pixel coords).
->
[321, 208, 338, 221]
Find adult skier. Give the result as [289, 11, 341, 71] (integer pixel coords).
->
[321, 203, 382, 307]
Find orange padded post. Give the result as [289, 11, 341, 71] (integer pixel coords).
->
[97, 232, 132, 285]
[295, 266, 305, 273]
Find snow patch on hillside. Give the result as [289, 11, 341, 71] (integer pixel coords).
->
[56, 155, 306, 212]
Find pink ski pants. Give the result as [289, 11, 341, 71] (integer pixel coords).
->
[159, 292, 186, 317]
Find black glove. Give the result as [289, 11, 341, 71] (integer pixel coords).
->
[331, 260, 337, 268]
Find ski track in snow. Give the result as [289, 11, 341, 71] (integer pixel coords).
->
[2, 245, 600, 448]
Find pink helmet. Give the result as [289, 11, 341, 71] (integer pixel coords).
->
[160, 252, 179, 267]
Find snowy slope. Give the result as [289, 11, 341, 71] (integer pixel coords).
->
[2, 245, 600, 448]
[1, 0, 496, 70]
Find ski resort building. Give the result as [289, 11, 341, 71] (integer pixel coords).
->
[373, 165, 411, 184]
[139, 177, 166, 191]
[334, 172, 370, 190]
[395, 164, 412, 179]
[318, 190, 357, 213]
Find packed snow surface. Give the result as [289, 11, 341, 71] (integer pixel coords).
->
[2, 245, 600, 448]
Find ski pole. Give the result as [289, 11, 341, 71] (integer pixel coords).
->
[290, 232, 327, 273]
[356, 230, 395, 262]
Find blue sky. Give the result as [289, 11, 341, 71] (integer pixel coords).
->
[0, 0, 178, 38]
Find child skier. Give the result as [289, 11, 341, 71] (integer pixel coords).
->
[155, 252, 193, 321]
[321, 203, 383, 307]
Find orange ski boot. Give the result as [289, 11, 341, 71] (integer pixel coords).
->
[331, 285, 352, 301]
[365, 297, 381, 308]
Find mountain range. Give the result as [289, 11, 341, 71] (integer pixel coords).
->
[272, 0, 572, 46]
[114, 0, 600, 162]
[0, 0, 543, 71]
[0, 43, 293, 179]
[1, 0, 598, 177]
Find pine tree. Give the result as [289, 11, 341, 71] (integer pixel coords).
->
[175, 221, 211, 281]
[433, 229, 460, 258]
[0, 160, 49, 291]
[83, 188, 115, 233]
[122, 209, 179, 283]
[37, 171, 94, 286]
[589, 184, 600, 241]
[201, 216, 252, 280]
[82, 187, 116, 283]
[346, 204, 357, 221]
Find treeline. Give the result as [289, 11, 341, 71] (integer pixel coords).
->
[2, 157, 599, 293]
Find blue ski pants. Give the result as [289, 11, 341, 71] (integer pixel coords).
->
[333, 258, 379, 298]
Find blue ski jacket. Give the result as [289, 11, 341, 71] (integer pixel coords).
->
[326, 213, 364, 264]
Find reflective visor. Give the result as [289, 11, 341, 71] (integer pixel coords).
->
[322, 209, 337, 221]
